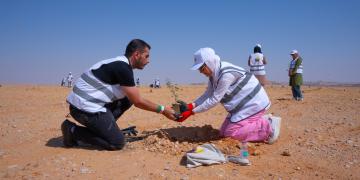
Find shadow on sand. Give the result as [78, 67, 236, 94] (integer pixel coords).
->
[46, 135, 144, 150]
[45, 136, 64, 148]
[46, 125, 220, 152]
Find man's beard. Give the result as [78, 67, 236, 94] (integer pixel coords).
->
[135, 59, 144, 69]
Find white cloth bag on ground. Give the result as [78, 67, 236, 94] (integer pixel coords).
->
[186, 144, 227, 168]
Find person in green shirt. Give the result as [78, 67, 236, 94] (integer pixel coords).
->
[288, 50, 303, 101]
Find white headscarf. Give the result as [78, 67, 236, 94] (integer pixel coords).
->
[193, 47, 221, 88]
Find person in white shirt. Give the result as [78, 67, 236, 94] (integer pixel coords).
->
[248, 44, 268, 86]
[61, 77, 66, 86]
[154, 78, 160, 88]
[176, 48, 281, 145]
[67, 72, 73, 88]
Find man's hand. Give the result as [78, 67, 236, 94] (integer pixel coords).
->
[177, 110, 193, 122]
[162, 106, 177, 120]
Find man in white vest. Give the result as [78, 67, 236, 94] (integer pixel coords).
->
[175, 48, 281, 161]
[288, 50, 304, 101]
[61, 39, 176, 150]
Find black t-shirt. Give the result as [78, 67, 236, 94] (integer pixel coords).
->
[91, 61, 135, 86]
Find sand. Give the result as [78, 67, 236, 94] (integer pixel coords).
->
[0, 85, 359, 179]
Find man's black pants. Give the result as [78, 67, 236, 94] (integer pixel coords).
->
[69, 98, 132, 150]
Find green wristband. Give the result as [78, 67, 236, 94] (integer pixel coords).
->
[156, 105, 162, 113]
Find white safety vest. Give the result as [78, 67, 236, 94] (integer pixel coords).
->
[219, 62, 271, 122]
[67, 56, 129, 113]
[249, 53, 266, 75]
[67, 74, 73, 81]
[289, 57, 303, 74]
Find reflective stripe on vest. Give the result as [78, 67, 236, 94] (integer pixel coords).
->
[80, 72, 116, 101]
[73, 85, 106, 104]
[217, 62, 270, 122]
[67, 56, 128, 112]
[220, 72, 252, 103]
[217, 66, 246, 84]
[250, 64, 265, 71]
[219, 66, 247, 74]
[290, 59, 303, 74]
[228, 82, 261, 114]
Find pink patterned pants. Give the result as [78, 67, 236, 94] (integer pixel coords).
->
[220, 110, 272, 142]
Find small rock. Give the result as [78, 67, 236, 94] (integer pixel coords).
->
[180, 176, 189, 180]
[252, 150, 261, 156]
[281, 150, 291, 156]
[295, 167, 301, 170]
[80, 167, 91, 174]
[232, 169, 239, 175]
[7, 165, 18, 169]
[32, 163, 39, 168]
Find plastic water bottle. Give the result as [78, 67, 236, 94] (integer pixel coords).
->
[227, 141, 250, 165]
[239, 142, 249, 160]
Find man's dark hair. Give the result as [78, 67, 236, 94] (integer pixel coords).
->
[125, 39, 151, 58]
[254, 46, 262, 53]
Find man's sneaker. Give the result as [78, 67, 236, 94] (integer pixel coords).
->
[61, 119, 78, 147]
[268, 116, 281, 144]
[227, 155, 250, 166]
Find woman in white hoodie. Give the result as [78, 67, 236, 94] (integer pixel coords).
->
[177, 48, 280, 145]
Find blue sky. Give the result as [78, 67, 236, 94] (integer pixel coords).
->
[0, 0, 359, 85]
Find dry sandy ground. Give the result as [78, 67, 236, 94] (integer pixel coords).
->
[0, 84, 359, 179]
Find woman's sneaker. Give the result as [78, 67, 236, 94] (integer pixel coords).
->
[268, 116, 281, 144]
[61, 119, 78, 147]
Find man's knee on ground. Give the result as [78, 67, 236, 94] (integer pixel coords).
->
[107, 140, 126, 151]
